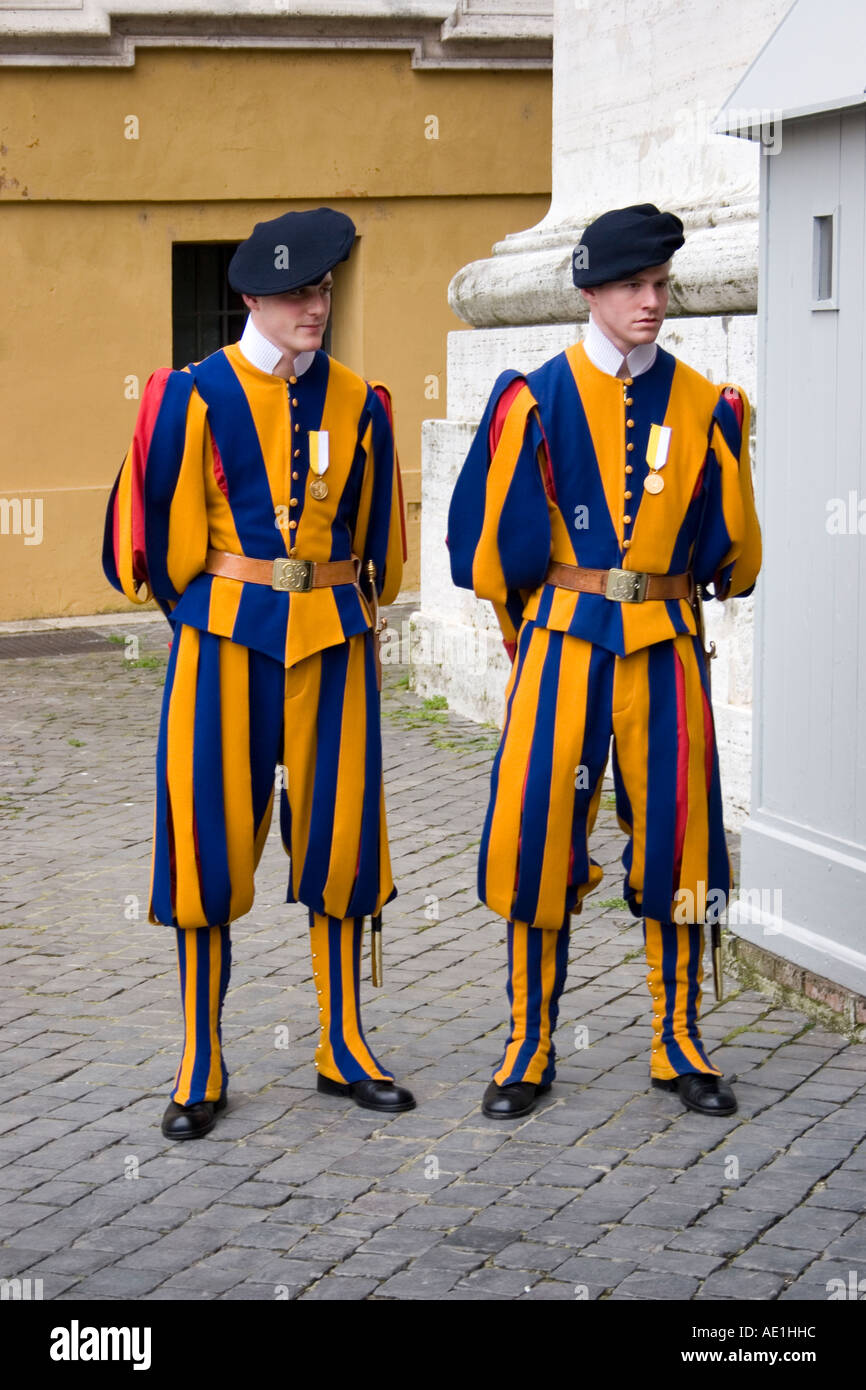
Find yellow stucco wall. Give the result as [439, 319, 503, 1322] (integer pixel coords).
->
[0, 49, 550, 618]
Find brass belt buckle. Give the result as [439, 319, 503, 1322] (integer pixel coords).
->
[272, 558, 313, 592]
[605, 567, 648, 603]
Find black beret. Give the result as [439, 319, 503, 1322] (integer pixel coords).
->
[572, 203, 684, 288]
[228, 207, 356, 295]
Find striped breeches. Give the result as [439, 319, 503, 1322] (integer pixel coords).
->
[494, 917, 719, 1086]
[480, 620, 731, 931]
[150, 625, 393, 928]
[171, 913, 390, 1105]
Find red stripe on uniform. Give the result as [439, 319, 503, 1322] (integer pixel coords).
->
[722, 386, 744, 426]
[211, 434, 229, 500]
[488, 379, 525, 455]
[673, 648, 689, 882]
[125, 368, 172, 586]
[372, 383, 408, 561]
[489, 379, 558, 504]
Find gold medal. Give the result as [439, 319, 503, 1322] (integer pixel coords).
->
[308, 430, 330, 502]
[644, 424, 670, 496]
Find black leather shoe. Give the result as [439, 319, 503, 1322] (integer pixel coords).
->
[652, 1073, 737, 1116]
[161, 1093, 227, 1140]
[482, 1079, 551, 1119]
[316, 1074, 416, 1113]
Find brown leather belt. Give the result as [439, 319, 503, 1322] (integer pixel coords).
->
[546, 561, 693, 604]
[205, 548, 360, 594]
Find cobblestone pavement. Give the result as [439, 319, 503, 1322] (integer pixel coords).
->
[0, 608, 864, 1304]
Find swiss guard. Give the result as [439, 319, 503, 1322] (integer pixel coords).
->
[449, 204, 762, 1120]
[104, 207, 415, 1138]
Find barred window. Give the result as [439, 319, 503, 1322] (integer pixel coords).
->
[172, 243, 246, 368]
[172, 241, 334, 366]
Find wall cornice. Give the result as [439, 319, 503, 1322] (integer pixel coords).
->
[0, 1, 552, 67]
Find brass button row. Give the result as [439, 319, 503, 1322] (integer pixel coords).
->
[290, 390, 301, 521]
[622, 377, 636, 551]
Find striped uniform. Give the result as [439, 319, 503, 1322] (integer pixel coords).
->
[104, 342, 405, 1102]
[449, 341, 761, 1082]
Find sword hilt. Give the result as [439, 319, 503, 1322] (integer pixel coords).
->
[371, 914, 383, 987]
[711, 921, 723, 1002]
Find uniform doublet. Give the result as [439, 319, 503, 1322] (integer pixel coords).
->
[450, 335, 762, 1084]
[105, 341, 405, 930]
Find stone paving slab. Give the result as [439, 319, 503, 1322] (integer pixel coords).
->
[0, 609, 864, 1304]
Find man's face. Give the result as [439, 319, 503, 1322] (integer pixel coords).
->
[242, 275, 333, 358]
[582, 261, 671, 354]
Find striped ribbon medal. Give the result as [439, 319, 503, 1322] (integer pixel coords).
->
[308, 431, 330, 500]
[644, 424, 671, 493]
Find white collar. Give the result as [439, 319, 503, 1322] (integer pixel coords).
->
[584, 315, 658, 379]
[238, 315, 315, 378]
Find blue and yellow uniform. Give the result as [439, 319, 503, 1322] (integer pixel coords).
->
[104, 335, 406, 1105]
[449, 336, 761, 1090]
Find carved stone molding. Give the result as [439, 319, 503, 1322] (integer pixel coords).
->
[0, 1, 552, 67]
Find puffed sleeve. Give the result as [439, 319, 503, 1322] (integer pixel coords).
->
[102, 368, 210, 621]
[694, 384, 762, 600]
[352, 381, 406, 606]
[448, 370, 552, 649]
